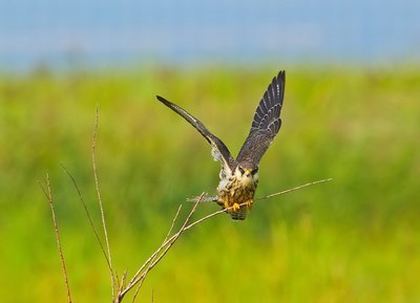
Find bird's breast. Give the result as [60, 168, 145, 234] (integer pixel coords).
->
[217, 177, 256, 204]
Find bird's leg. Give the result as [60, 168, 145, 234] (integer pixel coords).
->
[231, 199, 253, 212]
[232, 203, 241, 211]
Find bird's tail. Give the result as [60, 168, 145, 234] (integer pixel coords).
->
[230, 206, 248, 221]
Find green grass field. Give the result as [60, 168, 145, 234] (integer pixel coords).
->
[0, 67, 419, 302]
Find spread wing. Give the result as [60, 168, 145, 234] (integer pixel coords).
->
[236, 71, 285, 165]
[156, 95, 236, 174]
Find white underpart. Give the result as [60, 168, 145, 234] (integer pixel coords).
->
[234, 167, 258, 187]
[216, 167, 259, 194]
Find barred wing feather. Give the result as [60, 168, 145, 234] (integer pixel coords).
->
[236, 71, 285, 165]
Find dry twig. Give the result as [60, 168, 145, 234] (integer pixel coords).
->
[61, 164, 113, 272]
[92, 106, 116, 299]
[129, 204, 184, 302]
[40, 174, 73, 303]
[256, 178, 333, 200]
[115, 177, 332, 302]
[116, 196, 203, 303]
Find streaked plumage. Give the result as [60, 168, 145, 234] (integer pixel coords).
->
[157, 71, 286, 220]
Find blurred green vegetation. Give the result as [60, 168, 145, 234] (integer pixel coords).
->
[0, 67, 419, 302]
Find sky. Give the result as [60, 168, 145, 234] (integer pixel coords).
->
[1, 0, 420, 70]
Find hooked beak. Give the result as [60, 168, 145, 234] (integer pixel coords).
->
[244, 169, 251, 177]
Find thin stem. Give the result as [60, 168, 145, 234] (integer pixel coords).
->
[132, 178, 334, 282]
[92, 106, 116, 299]
[164, 204, 183, 242]
[61, 164, 112, 272]
[131, 204, 183, 303]
[120, 195, 204, 302]
[116, 178, 333, 302]
[256, 178, 333, 200]
[40, 174, 73, 303]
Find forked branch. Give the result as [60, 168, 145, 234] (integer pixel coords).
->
[61, 164, 113, 273]
[115, 177, 332, 302]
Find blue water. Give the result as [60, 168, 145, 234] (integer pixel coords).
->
[1, 0, 420, 70]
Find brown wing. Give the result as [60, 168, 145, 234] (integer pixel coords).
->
[156, 95, 236, 173]
[236, 71, 285, 165]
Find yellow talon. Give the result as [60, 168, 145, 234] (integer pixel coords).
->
[232, 203, 241, 211]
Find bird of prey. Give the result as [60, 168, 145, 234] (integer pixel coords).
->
[156, 71, 285, 220]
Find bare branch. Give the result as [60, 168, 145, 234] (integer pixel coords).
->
[164, 204, 183, 242]
[115, 178, 332, 302]
[126, 204, 184, 291]
[131, 204, 185, 302]
[131, 279, 143, 303]
[135, 198, 200, 294]
[40, 174, 73, 303]
[92, 106, 116, 299]
[61, 164, 113, 272]
[117, 195, 204, 302]
[256, 178, 333, 200]
[130, 204, 183, 303]
[117, 270, 128, 295]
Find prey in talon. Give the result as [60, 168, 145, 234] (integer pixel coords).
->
[157, 71, 286, 220]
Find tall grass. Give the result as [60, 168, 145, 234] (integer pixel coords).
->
[0, 67, 419, 302]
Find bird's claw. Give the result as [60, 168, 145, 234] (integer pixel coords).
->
[232, 203, 241, 211]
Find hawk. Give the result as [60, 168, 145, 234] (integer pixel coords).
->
[157, 71, 285, 220]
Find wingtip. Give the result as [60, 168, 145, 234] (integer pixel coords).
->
[271, 70, 285, 86]
[156, 95, 171, 106]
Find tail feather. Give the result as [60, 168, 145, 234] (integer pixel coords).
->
[230, 206, 248, 220]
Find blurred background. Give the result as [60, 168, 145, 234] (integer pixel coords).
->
[1, 0, 419, 302]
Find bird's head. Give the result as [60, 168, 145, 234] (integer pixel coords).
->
[234, 162, 259, 185]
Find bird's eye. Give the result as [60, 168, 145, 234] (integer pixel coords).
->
[238, 166, 245, 174]
[251, 167, 259, 175]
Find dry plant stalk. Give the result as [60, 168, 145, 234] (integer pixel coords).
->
[256, 178, 333, 200]
[114, 177, 332, 302]
[92, 107, 117, 300]
[43, 108, 333, 303]
[130, 204, 183, 302]
[40, 174, 73, 303]
[61, 164, 113, 272]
